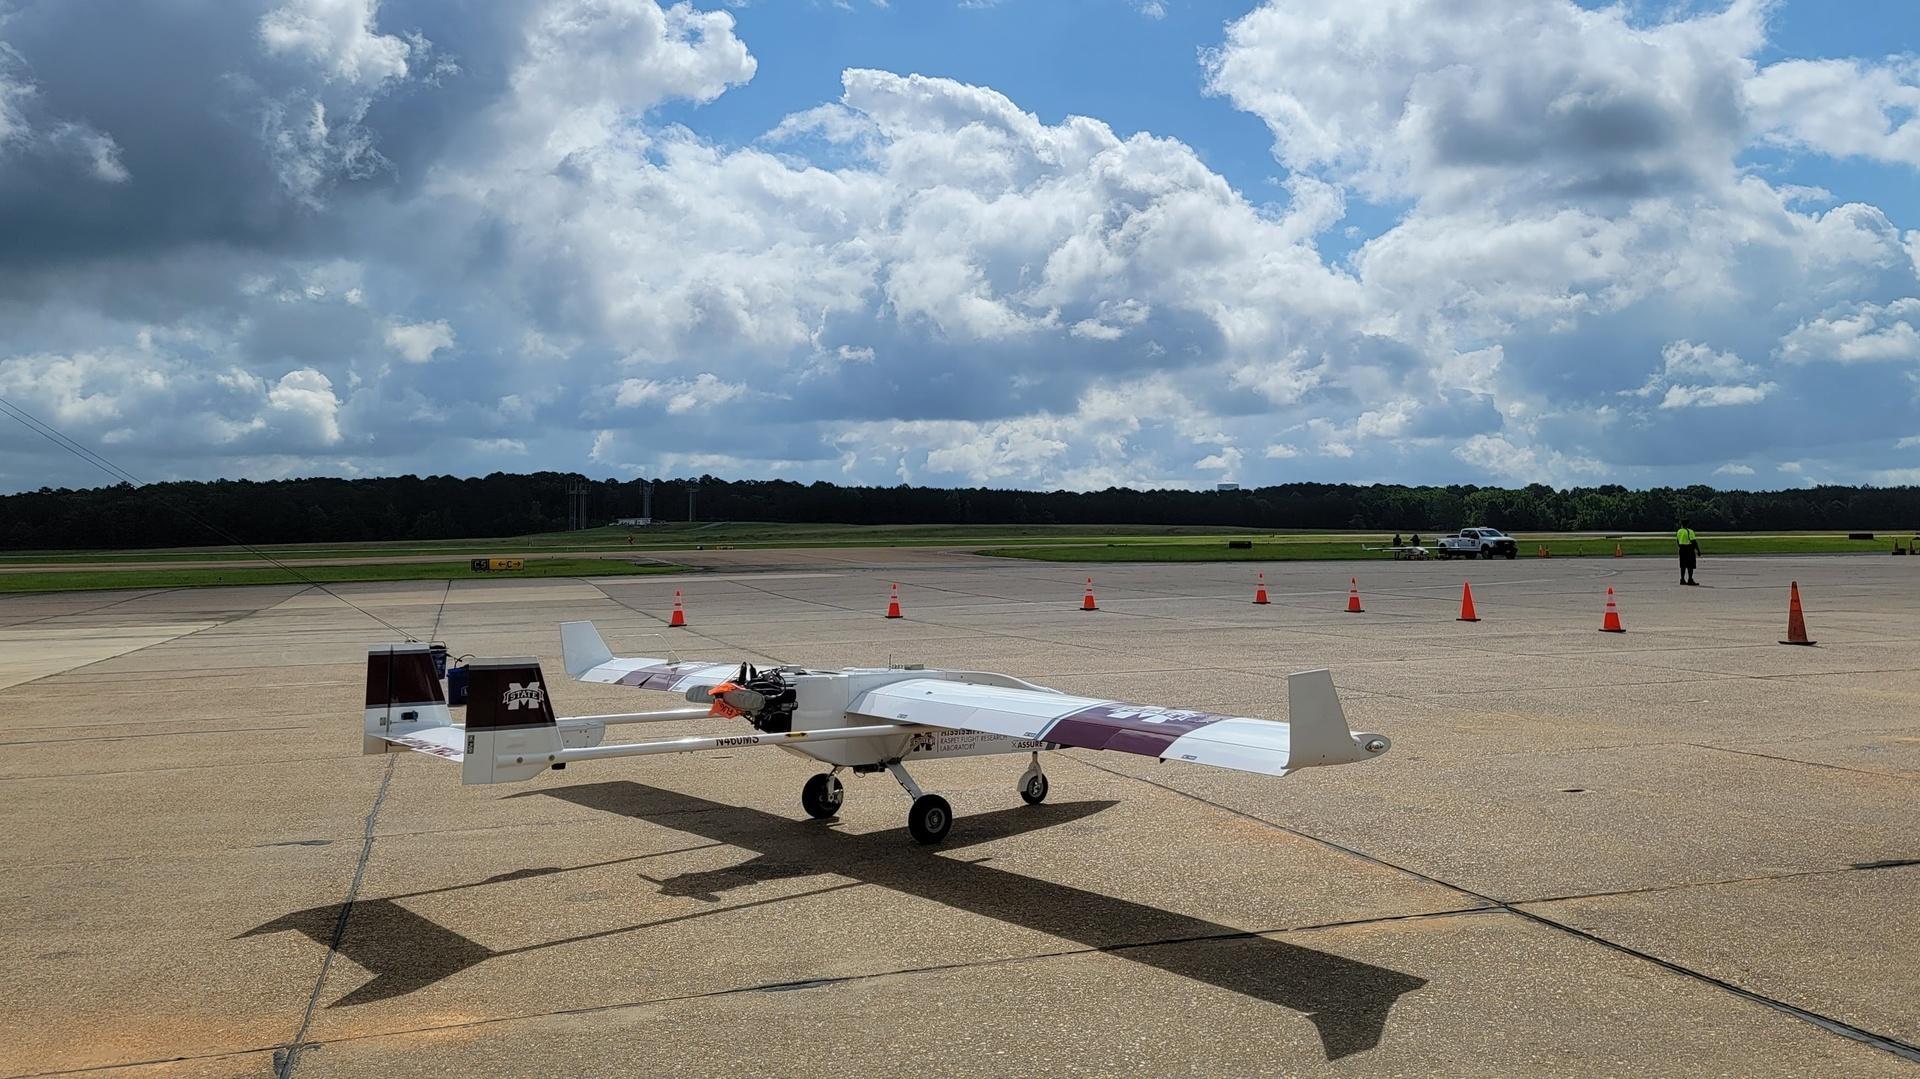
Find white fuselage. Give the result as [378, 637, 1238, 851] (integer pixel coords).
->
[776, 668, 1058, 767]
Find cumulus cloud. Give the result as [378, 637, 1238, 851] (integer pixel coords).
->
[2, 0, 1920, 493]
[0, 48, 130, 182]
[1658, 382, 1774, 409]
[1749, 58, 1920, 168]
[1778, 299, 1920, 364]
[384, 319, 455, 363]
[1205, 0, 1763, 206]
[0, 348, 342, 460]
[258, 0, 412, 86]
[615, 373, 750, 415]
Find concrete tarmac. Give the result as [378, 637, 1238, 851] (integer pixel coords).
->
[2, 553, 1917, 1077]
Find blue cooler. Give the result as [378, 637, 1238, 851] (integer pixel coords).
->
[447, 663, 469, 706]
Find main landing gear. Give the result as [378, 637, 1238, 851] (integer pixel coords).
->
[886, 761, 952, 844]
[801, 752, 1051, 845]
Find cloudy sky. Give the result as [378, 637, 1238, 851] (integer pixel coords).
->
[1, 0, 1918, 493]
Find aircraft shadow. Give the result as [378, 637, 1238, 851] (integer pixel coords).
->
[541, 782, 1426, 1060]
[238, 800, 1112, 1008]
[244, 783, 1426, 1059]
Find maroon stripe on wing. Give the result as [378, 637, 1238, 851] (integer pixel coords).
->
[1038, 703, 1232, 758]
[614, 664, 697, 691]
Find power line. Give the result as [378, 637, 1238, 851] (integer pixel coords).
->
[0, 395, 429, 642]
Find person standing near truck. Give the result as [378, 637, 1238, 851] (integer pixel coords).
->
[1677, 519, 1700, 585]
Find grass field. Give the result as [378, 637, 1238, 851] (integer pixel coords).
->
[983, 532, 1920, 562]
[0, 557, 682, 593]
[3, 523, 1916, 591]
[0, 522, 1275, 564]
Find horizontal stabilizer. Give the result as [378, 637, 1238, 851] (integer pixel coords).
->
[378, 726, 465, 762]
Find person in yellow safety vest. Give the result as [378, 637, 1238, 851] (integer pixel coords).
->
[1676, 519, 1700, 586]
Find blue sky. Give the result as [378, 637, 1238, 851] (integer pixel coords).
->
[664, 0, 1920, 255]
[1, 0, 1918, 493]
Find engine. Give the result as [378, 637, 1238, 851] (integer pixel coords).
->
[698, 664, 800, 733]
[738, 669, 798, 733]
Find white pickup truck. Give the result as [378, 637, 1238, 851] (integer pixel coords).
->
[1435, 527, 1519, 560]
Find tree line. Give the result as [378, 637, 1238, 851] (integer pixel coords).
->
[1, 472, 1915, 550]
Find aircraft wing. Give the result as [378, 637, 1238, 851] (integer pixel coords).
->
[561, 621, 738, 692]
[847, 670, 1388, 776]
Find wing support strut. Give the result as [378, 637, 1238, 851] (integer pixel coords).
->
[518, 723, 934, 770]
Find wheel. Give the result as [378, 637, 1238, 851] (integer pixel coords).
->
[1478, 547, 1490, 559]
[1504, 548, 1516, 560]
[800, 773, 843, 819]
[907, 794, 953, 844]
[1020, 772, 1049, 805]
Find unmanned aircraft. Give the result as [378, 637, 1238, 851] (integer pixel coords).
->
[362, 621, 1392, 843]
[1359, 542, 1432, 560]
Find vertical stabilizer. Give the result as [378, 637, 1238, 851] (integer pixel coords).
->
[1285, 669, 1389, 767]
[461, 657, 561, 784]
[561, 620, 614, 678]
[363, 644, 451, 755]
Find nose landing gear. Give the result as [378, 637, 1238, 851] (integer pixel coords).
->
[800, 771, 844, 819]
[1018, 752, 1049, 805]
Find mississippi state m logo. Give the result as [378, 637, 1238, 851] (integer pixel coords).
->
[503, 681, 545, 710]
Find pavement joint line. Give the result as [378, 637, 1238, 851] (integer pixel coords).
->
[1609, 657, 1920, 686]
[1682, 743, 1920, 783]
[1503, 906, 1920, 1064]
[0, 753, 357, 792]
[272, 752, 396, 1079]
[0, 724, 310, 747]
[3, 598, 295, 694]
[701, 575, 1180, 668]
[726, 573, 1191, 631]
[425, 578, 453, 642]
[1513, 860, 1920, 907]
[0, 712, 327, 732]
[0, 586, 186, 630]
[134, 903, 1503, 1066]
[2, 1046, 276, 1078]
[1, 770, 577, 872]
[584, 578, 787, 667]
[1062, 753, 1920, 1065]
[370, 814, 731, 844]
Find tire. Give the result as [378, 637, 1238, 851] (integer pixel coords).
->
[800, 773, 843, 819]
[1504, 548, 1517, 560]
[907, 794, 953, 844]
[1020, 772, 1049, 805]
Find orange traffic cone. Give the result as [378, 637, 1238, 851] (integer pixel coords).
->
[1780, 581, 1816, 645]
[1538, 544, 1550, 558]
[668, 590, 687, 628]
[1457, 581, 1479, 622]
[1081, 578, 1099, 612]
[1345, 577, 1364, 613]
[1599, 586, 1624, 633]
[1253, 572, 1270, 605]
[885, 582, 903, 619]
[1613, 543, 1624, 558]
